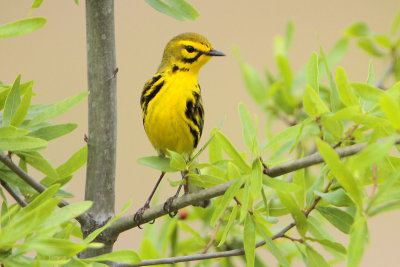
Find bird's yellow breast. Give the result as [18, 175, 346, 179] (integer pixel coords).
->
[143, 72, 200, 159]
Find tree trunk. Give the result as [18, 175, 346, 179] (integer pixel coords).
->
[80, 0, 117, 259]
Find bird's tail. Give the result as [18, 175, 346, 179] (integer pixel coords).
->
[182, 168, 210, 208]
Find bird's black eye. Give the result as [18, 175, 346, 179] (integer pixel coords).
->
[185, 46, 195, 53]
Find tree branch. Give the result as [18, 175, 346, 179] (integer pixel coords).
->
[0, 179, 27, 207]
[109, 138, 400, 235]
[0, 152, 89, 224]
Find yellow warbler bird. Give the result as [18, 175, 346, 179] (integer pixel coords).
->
[135, 33, 225, 223]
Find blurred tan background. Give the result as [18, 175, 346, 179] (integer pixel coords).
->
[1, 0, 400, 266]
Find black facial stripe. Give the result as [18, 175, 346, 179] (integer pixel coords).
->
[182, 51, 203, 63]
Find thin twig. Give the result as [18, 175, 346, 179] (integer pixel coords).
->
[0, 179, 27, 207]
[333, 124, 359, 149]
[282, 235, 304, 243]
[233, 196, 242, 206]
[375, 60, 395, 89]
[369, 164, 378, 199]
[202, 209, 226, 254]
[315, 116, 324, 140]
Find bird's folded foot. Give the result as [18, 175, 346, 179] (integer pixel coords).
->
[163, 195, 178, 218]
[134, 203, 150, 228]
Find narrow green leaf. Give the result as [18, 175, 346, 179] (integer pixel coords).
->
[54, 145, 87, 179]
[27, 123, 78, 141]
[31, 0, 45, 9]
[345, 22, 371, 37]
[240, 179, 252, 222]
[17, 151, 59, 179]
[276, 191, 307, 238]
[380, 94, 400, 130]
[209, 129, 223, 164]
[369, 201, 400, 216]
[85, 250, 141, 264]
[316, 206, 354, 234]
[244, 214, 256, 267]
[307, 52, 319, 94]
[24, 184, 60, 212]
[24, 238, 92, 257]
[391, 8, 400, 35]
[366, 61, 375, 85]
[258, 226, 290, 267]
[314, 189, 353, 207]
[3, 75, 21, 126]
[351, 82, 383, 102]
[11, 87, 32, 127]
[276, 54, 293, 88]
[238, 103, 257, 153]
[218, 205, 238, 247]
[27, 92, 89, 127]
[250, 158, 263, 196]
[187, 173, 226, 188]
[367, 171, 400, 213]
[263, 176, 301, 193]
[0, 17, 46, 38]
[164, 0, 200, 20]
[347, 217, 368, 267]
[307, 237, 347, 254]
[305, 245, 330, 267]
[335, 67, 359, 107]
[303, 85, 330, 116]
[0, 136, 47, 151]
[137, 156, 179, 172]
[215, 132, 251, 172]
[315, 139, 362, 207]
[263, 123, 302, 152]
[285, 20, 294, 53]
[210, 176, 245, 225]
[357, 38, 385, 57]
[0, 126, 29, 138]
[293, 168, 306, 208]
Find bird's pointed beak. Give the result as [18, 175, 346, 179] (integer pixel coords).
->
[205, 49, 226, 57]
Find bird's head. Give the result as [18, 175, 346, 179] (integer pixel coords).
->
[158, 32, 225, 74]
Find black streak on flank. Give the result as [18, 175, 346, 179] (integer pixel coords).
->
[141, 74, 162, 106]
[188, 124, 199, 148]
[142, 80, 165, 113]
[182, 52, 202, 64]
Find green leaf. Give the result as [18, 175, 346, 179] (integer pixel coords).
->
[145, 0, 199, 21]
[305, 245, 330, 267]
[367, 171, 400, 214]
[303, 85, 329, 116]
[210, 176, 245, 226]
[369, 200, 400, 216]
[23, 238, 94, 257]
[335, 67, 359, 107]
[31, 0, 45, 10]
[39, 201, 92, 230]
[263, 176, 301, 193]
[307, 237, 347, 254]
[27, 123, 78, 141]
[137, 156, 179, 172]
[351, 82, 383, 102]
[215, 132, 251, 172]
[316, 206, 354, 234]
[366, 61, 375, 85]
[357, 38, 385, 57]
[345, 22, 371, 37]
[258, 226, 290, 267]
[307, 52, 319, 94]
[347, 217, 368, 267]
[0, 17, 46, 39]
[187, 173, 226, 188]
[27, 92, 89, 127]
[236, 56, 268, 106]
[85, 250, 141, 264]
[315, 139, 362, 207]
[391, 8, 400, 36]
[3, 75, 21, 126]
[244, 214, 256, 267]
[380, 94, 400, 130]
[55, 145, 87, 179]
[319, 44, 342, 111]
[285, 20, 294, 53]
[238, 103, 258, 154]
[314, 189, 353, 207]
[0, 136, 47, 151]
[209, 129, 223, 164]
[11, 86, 32, 127]
[0, 126, 28, 138]
[293, 168, 306, 208]
[276, 54, 293, 88]
[167, 149, 186, 171]
[250, 158, 262, 196]
[276, 191, 307, 238]
[263, 123, 304, 152]
[17, 151, 59, 179]
[218, 205, 238, 247]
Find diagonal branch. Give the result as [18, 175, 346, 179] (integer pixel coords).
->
[0, 179, 27, 207]
[108, 138, 400, 235]
[0, 152, 89, 225]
